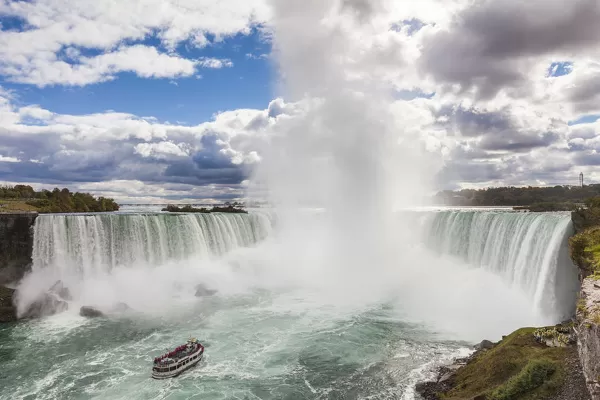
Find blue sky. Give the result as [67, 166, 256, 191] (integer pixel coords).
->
[0, 0, 599, 203]
[0, 26, 275, 125]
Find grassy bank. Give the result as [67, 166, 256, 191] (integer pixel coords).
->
[570, 204, 600, 279]
[0, 199, 39, 213]
[423, 326, 582, 400]
[0, 184, 119, 213]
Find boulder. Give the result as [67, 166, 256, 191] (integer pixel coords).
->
[0, 286, 17, 323]
[111, 302, 132, 313]
[195, 283, 217, 297]
[49, 280, 72, 301]
[20, 292, 68, 319]
[474, 340, 495, 351]
[80, 306, 104, 318]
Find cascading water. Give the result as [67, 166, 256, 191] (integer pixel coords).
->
[31, 212, 274, 276]
[420, 210, 580, 322]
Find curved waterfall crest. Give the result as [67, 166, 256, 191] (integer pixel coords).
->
[421, 210, 580, 321]
[31, 212, 275, 275]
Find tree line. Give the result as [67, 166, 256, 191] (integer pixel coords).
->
[433, 184, 600, 208]
[0, 184, 119, 213]
[162, 202, 247, 214]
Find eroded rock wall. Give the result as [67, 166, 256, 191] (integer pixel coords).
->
[575, 278, 600, 400]
[0, 213, 37, 285]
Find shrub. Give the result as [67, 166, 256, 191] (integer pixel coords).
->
[488, 359, 556, 400]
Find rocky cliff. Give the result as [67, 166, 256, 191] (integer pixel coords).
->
[570, 209, 600, 400]
[0, 213, 37, 285]
[575, 279, 600, 399]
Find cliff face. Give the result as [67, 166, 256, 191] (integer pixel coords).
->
[570, 208, 600, 400]
[0, 285, 16, 323]
[575, 279, 600, 399]
[0, 213, 37, 285]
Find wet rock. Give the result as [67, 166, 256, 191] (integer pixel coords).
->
[415, 381, 441, 400]
[111, 302, 131, 313]
[0, 286, 16, 323]
[195, 283, 217, 297]
[575, 278, 600, 399]
[21, 292, 68, 319]
[438, 371, 455, 384]
[49, 280, 72, 301]
[474, 339, 495, 351]
[80, 306, 104, 318]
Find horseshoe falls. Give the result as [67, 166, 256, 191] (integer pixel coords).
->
[0, 209, 581, 400]
[31, 212, 275, 276]
[421, 210, 580, 323]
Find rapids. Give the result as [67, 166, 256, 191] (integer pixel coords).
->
[0, 208, 581, 400]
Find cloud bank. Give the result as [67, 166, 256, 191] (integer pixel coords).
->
[0, 0, 599, 202]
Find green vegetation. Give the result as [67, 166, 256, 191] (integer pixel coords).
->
[439, 328, 569, 400]
[0, 199, 39, 212]
[434, 184, 600, 207]
[0, 184, 119, 213]
[569, 226, 600, 279]
[524, 202, 580, 212]
[533, 325, 575, 347]
[569, 195, 600, 279]
[488, 359, 557, 400]
[162, 202, 247, 214]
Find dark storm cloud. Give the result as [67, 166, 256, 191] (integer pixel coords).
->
[0, 128, 63, 161]
[419, 0, 600, 98]
[192, 134, 237, 170]
[437, 148, 577, 188]
[152, 134, 251, 186]
[436, 160, 507, 184]
[435, 105, 562, 153]
[573, 152, 600, 166]
[566, 74, 600, 114]
[435, 106, 512, 137]
[0, 125, 250, 190]
[479, 131, 560, 152]
[164, 160, 247, 186]
[340, 0, 380, 21]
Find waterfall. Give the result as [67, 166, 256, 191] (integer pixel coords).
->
[31, 212, 274, 276]
[421, 210, 580, 321]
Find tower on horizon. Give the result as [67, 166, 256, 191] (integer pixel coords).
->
[580, 172, 584, 187]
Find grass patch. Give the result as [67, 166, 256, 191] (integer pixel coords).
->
[440, 328, 568, 400]
[488, 359, 556, 400]
[0, 199, 39, 213]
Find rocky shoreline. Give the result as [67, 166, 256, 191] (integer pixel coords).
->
[415, 346, 481, 399]
[415, 325, 590, 400]
[413, 206, 600, 400]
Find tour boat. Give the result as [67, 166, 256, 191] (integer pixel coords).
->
[151, 338, 204, 379]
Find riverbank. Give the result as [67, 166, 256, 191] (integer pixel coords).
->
[416, 325, 589, 400]
[415, 204, 600, 399]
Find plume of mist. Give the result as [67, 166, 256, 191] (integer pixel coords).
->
[241, 0, 557, 341]
[11, 0, 562, 344]
[246, 0, 439, 288]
